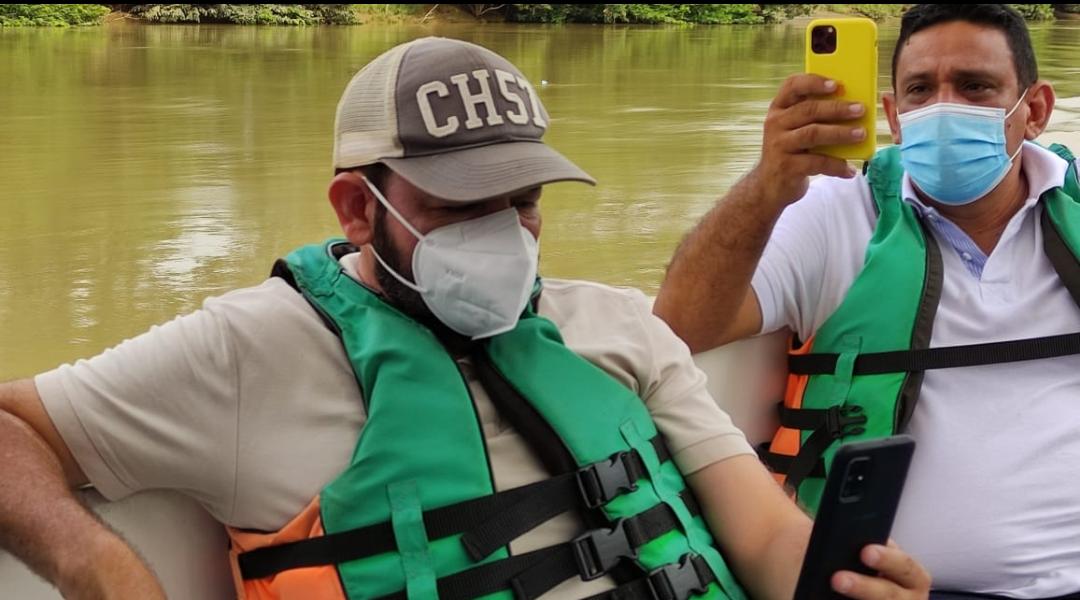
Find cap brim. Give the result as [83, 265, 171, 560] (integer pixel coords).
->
[381, 141, 596, 203]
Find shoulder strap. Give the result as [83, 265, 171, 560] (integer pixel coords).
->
[855, 145, 942, 429]
[472, 348, 580, 477]
[866, 145, 904, 216]
[1042, 145, 1080, 307]
[789, 331, 1080, 375]
[270, 257, 342, 336]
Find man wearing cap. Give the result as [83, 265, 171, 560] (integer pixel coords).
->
[0, 38, 927, 600]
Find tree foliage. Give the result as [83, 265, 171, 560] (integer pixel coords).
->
[126, 4, 358, 25]
[0, 4, 110, 27]
[3, 4, 1068, 27]
[505, 4, 1063, 24]
[505, 4, 814, 24]
[1010, 4, 1056, 20]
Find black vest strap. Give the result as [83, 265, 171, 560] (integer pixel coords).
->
[471, 343, 644, 574]
[755, 444, 825, 479]
[237, 437, 673, 581]
[472, 348, 580, 478]
[1043, 206, 1080, 309]
[759, 404, 866, 489]
[895, 215, 943, 431]
[371, 490, 703, 600]
[789, 331, 1080, 376]
[583, 554, 718, 600]
[462, 437, 671, 562]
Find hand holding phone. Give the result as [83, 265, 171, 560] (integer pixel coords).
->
[805, 18, 878, 160]
[793, 435, 918, 600]
[751, 18, 878, 209]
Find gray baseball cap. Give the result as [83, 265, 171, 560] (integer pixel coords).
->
[333, 37, 595, 202]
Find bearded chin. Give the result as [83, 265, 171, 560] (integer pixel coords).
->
[371, 202, 438, 324]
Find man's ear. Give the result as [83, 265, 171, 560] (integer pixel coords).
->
[328, 171, 376, 247]
[1022, 80, 1055, 141]
[882, 91, 901, 144]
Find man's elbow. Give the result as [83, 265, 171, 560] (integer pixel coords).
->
[653, 298, 727, 355]
[654, 294, 702, 351]
[0, 380, 88, 489]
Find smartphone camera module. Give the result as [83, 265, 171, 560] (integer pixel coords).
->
[811, 25, 837, 55]
[839, 456, 871, 503]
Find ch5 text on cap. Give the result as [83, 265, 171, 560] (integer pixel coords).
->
[416, 69, 547, 139]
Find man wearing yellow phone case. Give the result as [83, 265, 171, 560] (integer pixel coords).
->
[658, 4, 1080, 599]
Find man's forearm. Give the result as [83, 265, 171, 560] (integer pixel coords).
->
[654, 169, 784, 352]
[749, 515, 813, 600]
[657, 74, 863, 354]
[0, 409, 162, 598]
[686, 455, 810, 600]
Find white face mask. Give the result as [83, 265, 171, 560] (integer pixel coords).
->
[364, 177, 539, 340]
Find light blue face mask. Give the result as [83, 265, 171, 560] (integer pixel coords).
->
[898, 91, 1027, 205]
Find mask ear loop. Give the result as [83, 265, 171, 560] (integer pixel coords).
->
[362, 176, 429, 294]
[1004, 88, 1030, 163]
[363, 176, 425, 241]
[1005, 88, 1029, 119]
[978, 89, 1030, 198]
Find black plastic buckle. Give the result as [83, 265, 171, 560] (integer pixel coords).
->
[571, 520, 636, 581]
[647, 555, 708, 600]
[825, 405, 867, 438]
[576, 451, 639, 509]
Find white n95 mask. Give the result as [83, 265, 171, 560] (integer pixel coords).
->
[364, 177, 539, 340]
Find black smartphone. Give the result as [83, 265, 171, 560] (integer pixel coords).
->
[793, 435, 916, 600]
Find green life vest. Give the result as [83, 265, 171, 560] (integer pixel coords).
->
[236, 240, 749, 600]
[759, 144, 1080, 514]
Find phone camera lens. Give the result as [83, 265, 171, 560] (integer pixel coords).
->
[810, 25, 838, 55]
[839, 457, 871, 502]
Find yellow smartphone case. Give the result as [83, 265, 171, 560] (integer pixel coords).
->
[805, 18, 878, 161]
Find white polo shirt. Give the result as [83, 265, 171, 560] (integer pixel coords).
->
[752, 142, 1080, 598]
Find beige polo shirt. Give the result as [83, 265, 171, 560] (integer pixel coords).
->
[36, 255, 752, 558]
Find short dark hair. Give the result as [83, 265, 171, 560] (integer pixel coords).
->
[892, 4, 1038, 91]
